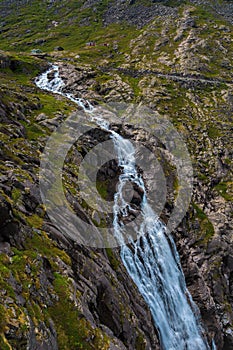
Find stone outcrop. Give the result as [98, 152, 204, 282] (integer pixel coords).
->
[0, 1, 233, 349]
[0, 56, 160, 349]
[54, 55, 233, 348]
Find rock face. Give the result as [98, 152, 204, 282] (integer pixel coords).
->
[103, 0, 177, 28]
[52, 61, 233, 349]
[115, 123, 233, 350]
[0, 1, 233, 349]
[0, 56, 160, 349]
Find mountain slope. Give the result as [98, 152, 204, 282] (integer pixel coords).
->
[0, 1, 232, 349]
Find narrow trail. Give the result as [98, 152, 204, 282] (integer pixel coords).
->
[100, 66, 232, 86]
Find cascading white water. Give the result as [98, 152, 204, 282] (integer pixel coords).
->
[35, 66, 65, 93]
[35, 65, 94, 112]
[35, 65, 214, 350]
[111, 131, 210, 350]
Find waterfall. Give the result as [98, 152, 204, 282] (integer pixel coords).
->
[111, 130, 210, 350]
[35, 65, 215, 350]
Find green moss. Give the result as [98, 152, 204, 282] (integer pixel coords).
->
[11, 188, 21, 201]
[1, 143, 23, 165]
[194, 204, 206, 220]
[106, 248, 120, 271]
[0, 306, 7, 333]
[224, 158, 231, 165]
[33, 92, 73, 116]
[193, 5, 225, 25]
[26, 214, 43, 229]
[24, 123, 45, 141]
[0, 255, 13, 296]
[96, 179, 108, 200]
[193, 203, 215, 244]
[120, 74, 141, 99]
[24, 231, 71, 266]
[207, 125, 221, 139]
[165, 0, 187, 6]
[53, 272, 70, 294]
[0, 221, 111, 349]
[1, 53, 41, 73]
[215, 181, 232, 201]
[0, 334, 11, 350]
[197, 172, 208, 182]
[49, 273, 110, 350]
[135, 331, 146, 350]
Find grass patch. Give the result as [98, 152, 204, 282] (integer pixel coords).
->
[11, 188, 21, 202]
[193, 203, 215, 244]
[24, 123, 45, 141]
[106, 248, 120, 271]
[0, 334, 12, 350]
[0, 306, 7, 333]
[26, 214, 44, 229]
[96, 179, 108, 200]
[24, 231, 71, 266]
[0, 0, 139, 68]
[49, 273, 110, 350]
[207, 125, 221, 139]
[215, 181, 232, 201]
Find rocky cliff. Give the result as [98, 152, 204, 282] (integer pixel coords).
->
[0, 1, 233, 349]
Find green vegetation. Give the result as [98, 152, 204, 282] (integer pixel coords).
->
[0, 0, 232, 347]
[0, 227, 110, 349]
[106, 248, 120, 271]
[215, 181, 232, 201]
[96, 179, 109, 200]
[193, 203, 215, 245]
[0, 1, 139, 67]
[50, 273, 110, 350]
[0, 334, 11, 350]
[0, 305, 7, 333]
[207, 125, 221, 139]
[23, 123, 45, 140]
[26, 214, 44, 229]
[11, 188, 21, 202]
[121, 74, 141, 99]
[135, 330, 146, 350]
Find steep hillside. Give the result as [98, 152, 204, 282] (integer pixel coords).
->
[0, 1, 232, 350]
[0, 52, 161, 350]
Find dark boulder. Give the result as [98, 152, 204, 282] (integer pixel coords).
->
[54, 46, 64, 51]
